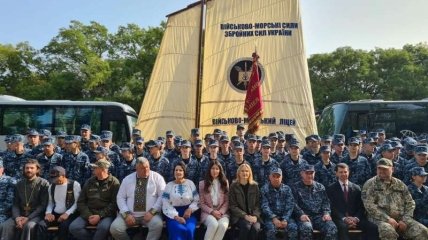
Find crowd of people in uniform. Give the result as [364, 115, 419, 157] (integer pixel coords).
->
[0, 123, 427, 240]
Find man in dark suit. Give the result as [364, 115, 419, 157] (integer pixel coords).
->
[327, 163, 379, 240]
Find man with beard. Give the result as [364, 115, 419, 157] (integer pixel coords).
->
[1, 159, 49, 240]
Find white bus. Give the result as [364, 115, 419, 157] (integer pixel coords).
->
[0, 97, 137, 149]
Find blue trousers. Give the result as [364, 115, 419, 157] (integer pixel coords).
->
[166, 205, 197, 240]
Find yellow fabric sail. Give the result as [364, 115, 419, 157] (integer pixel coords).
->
[200, 0, 317, 141]
[136, 3, 201, 139]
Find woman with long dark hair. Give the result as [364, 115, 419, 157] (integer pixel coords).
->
[199, 160, 229, 240]
[162, 161, 199, 240]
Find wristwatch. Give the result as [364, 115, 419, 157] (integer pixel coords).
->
[121, 211, 131, 219]
[149, 208, 158, 215]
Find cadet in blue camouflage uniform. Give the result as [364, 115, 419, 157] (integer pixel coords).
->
[165, 136, 182, 162]
[199, 140, 226, 181]
[226, 142, 249, 183]
[146, 140, 170, 181]
[331, 138, 347, 164]
[272, 133, 287, 165]
[314, 146, 337, 187]
[292, 164, 338, 240]
[84, 134, 100, 163]
[280, 139, 308, 186]
[268, 132, 278, 154]
[261, 168, 298, 240]
[341, 137, 372, 187]
[244, 134, 261, 168]
[36, 137, 63, 180]
[168, 140, 200, 184]
[400, 137, 417, 161]
[377, 143, 405, 180]
[408, 167, 428, 227]
[79, 124, 92, 152]
[253, 140, 279, 187]
[62, 135, 90, 185]
[192, 139, 208, 165]
[3, 134, 31, 180]
[24, 129, 43, 158]
[362, 158, 428, 240]
[0, 159, 17, 224]
[134, 136, 150, 159]
[55, 130, 67, 153]
[360, 138, 377, 176]
[403, 145, 428, 186]
[302, 135, 321, 165]
[0, 135, 14, 159]
[218, 136, 234, 166]
[100, 130, 121, 155]
[164, 130, 176, 155]
[116, 143, 136, 182]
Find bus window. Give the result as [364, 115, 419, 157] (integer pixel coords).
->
[2, 107, 53, 134]
[54, 107, 102, 135]
[109, 120, 127, 144]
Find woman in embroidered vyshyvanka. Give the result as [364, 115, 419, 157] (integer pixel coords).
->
[162, 161, 200, 240]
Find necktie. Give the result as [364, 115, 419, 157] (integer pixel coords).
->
[343, 183, 348, 202]
[134, 177, 148, 212]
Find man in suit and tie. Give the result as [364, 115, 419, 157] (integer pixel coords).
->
[327, 163, 379, 240]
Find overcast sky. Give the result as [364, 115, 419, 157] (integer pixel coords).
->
[1, 0, 427, 56]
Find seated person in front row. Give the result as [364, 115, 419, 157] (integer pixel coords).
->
[69, 159, 120, 240]
[261, 167, 298, 240]
[326, 163, 379, 240]
[110, 157, 165, 240]
[37, 166, 81, 240]
[407, 167, 428, 227]
[362, 158, 428, 240]
[292, 164, 338, 240]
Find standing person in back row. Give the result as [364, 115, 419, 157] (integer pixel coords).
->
[362, 158, 428, 240]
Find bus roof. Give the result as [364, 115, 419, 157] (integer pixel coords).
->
[326, 99, 428, 106]
[0, 100, 137, 116]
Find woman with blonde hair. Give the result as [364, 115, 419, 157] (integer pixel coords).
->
[199, 160, 230, 240]
[229, 163, 261, 240]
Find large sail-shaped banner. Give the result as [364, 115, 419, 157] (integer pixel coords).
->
[200, 0, 317, 141]
[136, 3, 201, 139]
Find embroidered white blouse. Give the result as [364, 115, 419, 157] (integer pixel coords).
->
[162, 179, 200, 219]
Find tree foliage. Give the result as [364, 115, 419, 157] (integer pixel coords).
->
[0, 20, 427, 114]
[0, 20, 165, 111]
[309, 43, 428, 110]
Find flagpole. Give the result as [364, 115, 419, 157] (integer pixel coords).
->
[195, 0, 205, 128]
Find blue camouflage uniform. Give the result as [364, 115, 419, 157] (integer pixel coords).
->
[408, 182, 428, 227]
[226, 158, 248, 184]
[402, 145, 428, 185]
[169, 155, 200, 184]
[280, 154, 308, 186]
[62, 150, 90, 186]
[218, 151, 234, 167]
[36, 152, 63, 180]
[261, 180, 298, 240]
[272, 151, 287, 165]
[253, 156, 280, 186]
[0, 165, 17, 224]
[28, 145, 44, 158]
[116, 157, 136, 182]
[302, 151, 321, 166]
[330, 152, 347, 165]
[314, 161, 337, 188]
[292, 180, 338, 240]
[148, 155, 170, 181]
[199, 157, 226, 181]
[244, 151, 261, 169]
[341, 155, 372, 187]
[3, 152, 31, 180]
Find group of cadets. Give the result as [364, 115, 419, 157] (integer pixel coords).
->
[0, 123, 427, 239]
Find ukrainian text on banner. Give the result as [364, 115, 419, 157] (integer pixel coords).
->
[200, 0, 317, 142]
[136, 4, 201, 139]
